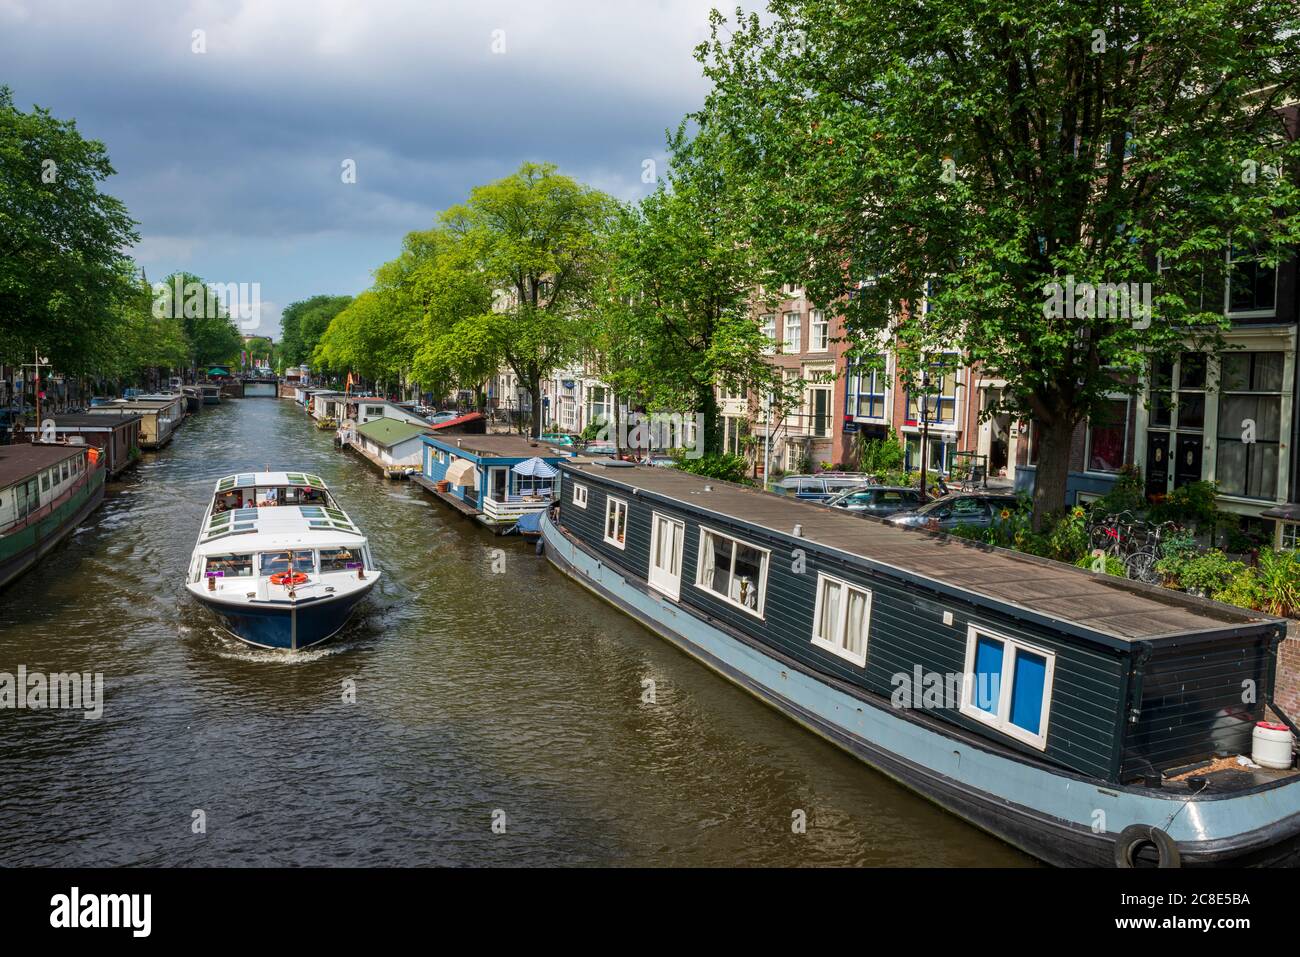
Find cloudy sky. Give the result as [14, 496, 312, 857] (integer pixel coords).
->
[0, 0, 738, 339]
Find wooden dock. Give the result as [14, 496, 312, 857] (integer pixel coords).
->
[411, 474, 483, 517]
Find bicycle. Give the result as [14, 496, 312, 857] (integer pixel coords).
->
[1123, 521, 1183, 585]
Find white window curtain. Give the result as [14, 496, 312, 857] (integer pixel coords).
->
[843, 588, 869, 656]
[699, 532, 717, 590]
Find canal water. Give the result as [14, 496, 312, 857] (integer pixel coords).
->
[0, 398, 1032, 866]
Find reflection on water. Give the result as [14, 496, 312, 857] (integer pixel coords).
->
[0, 398, 1032, 866]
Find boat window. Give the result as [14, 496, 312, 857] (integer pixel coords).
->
[604, 496, 628, 548]
[260, 551, 316, 575]
[811, 574, 872, 666]
[60, 462, 70, 482]
[695, 527, 770, 618]
[205, 554, 255, 578]
[41, 471, 51, 492]
[959, 625, 1055, 751]
[320, 547, 362, 572]
[572, 483, 588, 508]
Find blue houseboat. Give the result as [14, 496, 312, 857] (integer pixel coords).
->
[540, 461, 1300, 867]
[415, 434, 569, 533]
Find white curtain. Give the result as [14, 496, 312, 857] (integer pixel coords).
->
[819, 580, 842, 642]
[844, 588, 869, 656]
[699, 532, 716, 590]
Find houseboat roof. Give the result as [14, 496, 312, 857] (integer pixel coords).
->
[427, 411, 485, 431]
[195, 504, 363, 555]
[354, 418, 429, 448]
[0, 444, 86, 490]
[561, 461, 1279, 645]
[421, 433, 571, 459]
[88, 399, 178, 411]
[211, 471, 329, 492]
[21, 413, 143, 429]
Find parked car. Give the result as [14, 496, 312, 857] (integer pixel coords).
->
[642, 454, 678, 468]
[887, 494, 1023, 531]
[539, 432, 576, 447]
[826, 485, 924, 517]
[773, 473, 875, 503]
[582, 442, 618, 457]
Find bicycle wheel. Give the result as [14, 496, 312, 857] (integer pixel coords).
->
[1125, 551, 1159, 585]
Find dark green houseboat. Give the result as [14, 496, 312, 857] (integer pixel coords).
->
[0, 444, 106, 591]
[541, 461, 1300, 867]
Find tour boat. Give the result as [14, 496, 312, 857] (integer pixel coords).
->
[541, 460, 1300, 867]
[185, 471, 380, 650]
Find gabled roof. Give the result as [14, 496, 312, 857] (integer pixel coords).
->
[354, 418, 430, 447]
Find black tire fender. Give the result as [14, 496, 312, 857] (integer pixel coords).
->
[1113, 824, 1182, 868]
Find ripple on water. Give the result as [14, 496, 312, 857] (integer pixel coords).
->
[0, 400, 1033, 868]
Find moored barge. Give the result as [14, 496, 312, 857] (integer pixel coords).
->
[0, 443, 106, 590]
[540, 461, 1300, 867]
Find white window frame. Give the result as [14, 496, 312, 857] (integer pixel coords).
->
[810, 573, 872, 667]
[783, 311, 802, 352]
[1083, 394, 1130, 475]
[958, 624, 1055, 751]
[1225, 245, 1279, 318]
[760, 314, 777, 355]
[809, 309, 829, 352]
[693, 525, 770, 619]
[604, 495, 629, 549]
[648, 511, 686, 600]
[572, 483, 588, 509]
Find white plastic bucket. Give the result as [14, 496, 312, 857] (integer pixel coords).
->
[1252, 721, 1295, 770]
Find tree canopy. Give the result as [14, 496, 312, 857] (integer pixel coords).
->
[699, 0, 1300, 523]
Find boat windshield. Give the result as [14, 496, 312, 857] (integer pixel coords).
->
[260, 551, 315, 575]
[205, 554, 255, 577]
[212, 486, 331, 512]
[319, 547, 362, 572]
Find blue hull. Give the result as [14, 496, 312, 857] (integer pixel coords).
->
[195, 589, 370, 650]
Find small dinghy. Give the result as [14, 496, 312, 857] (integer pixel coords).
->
[185, 471, 380, 650]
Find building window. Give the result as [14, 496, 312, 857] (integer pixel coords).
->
[723, 416, 747, 456]
[811, 573, 872, 667]
[572, 483, 588, 509]
[604, 495, 628, 549]
[905, 435, 951, 474]
[783, 312, 801, 352]
[1085, 397, 1129, 473]
[809, 385, 832, 438]
[1282, 523, 1299, 551]
[1217, 351, 1283, 500]
[906, 357, 958, 425]
[1227, 245, 1277, 314]
[695, 526, 769, 618]
[959, 625, 1055, 751]
[760, 314, 777, 354]
[810, 310, 829, 351]
[848, 356, 888, 420]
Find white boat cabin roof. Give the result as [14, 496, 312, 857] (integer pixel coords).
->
[195, 503, 364, 557]
[212, 471, 330, 493]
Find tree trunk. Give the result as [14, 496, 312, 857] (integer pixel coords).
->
[528, 376, 542, 438]
[697, 383, 721, 458]
[1031, 419, 1074, 531]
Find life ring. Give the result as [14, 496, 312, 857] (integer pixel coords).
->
[1113, 824, 1181, 868]
[270, 571, 308, 587]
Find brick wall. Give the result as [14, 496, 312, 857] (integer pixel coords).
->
[1272, 620, 1300, 721]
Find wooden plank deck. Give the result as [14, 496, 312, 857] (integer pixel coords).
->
[561, 462, 1279, 643]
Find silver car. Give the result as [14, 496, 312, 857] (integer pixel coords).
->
[826, 485, 924, 517]
[887, 494, 1023, 530]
